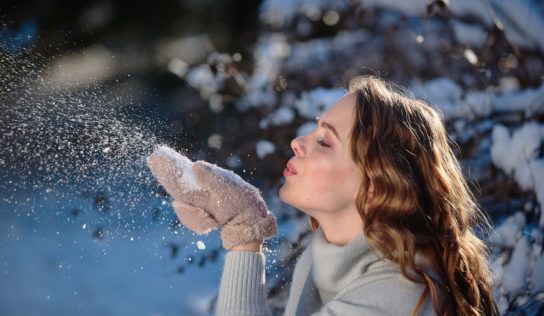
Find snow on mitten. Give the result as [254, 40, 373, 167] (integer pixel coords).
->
[147, 145, 277, 249]
[146, 146, 218, 234]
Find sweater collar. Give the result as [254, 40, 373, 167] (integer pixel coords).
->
[311, 227, 381, 303]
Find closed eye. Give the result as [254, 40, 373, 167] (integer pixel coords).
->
[317, 138, 330, 147]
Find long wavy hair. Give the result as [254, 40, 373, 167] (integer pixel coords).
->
[310, 76, 498, 315]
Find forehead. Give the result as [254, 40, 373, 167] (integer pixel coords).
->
[320, 93, 356, 139]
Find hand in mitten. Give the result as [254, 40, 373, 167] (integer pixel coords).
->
[147, 146, 277, 249]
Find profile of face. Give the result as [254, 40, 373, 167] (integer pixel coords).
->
[279, 93, 363, 218]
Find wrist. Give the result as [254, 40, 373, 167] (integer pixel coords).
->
[230, 240, 263, 252]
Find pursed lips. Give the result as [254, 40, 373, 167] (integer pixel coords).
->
[284, 160, 297, 176]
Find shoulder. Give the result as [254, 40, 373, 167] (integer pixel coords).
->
[327, 260, 435, 315]
[343, 260, 425, 298]
[351, 259, 421, 288]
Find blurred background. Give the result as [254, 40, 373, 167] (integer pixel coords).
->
[1, 0, 543, 315]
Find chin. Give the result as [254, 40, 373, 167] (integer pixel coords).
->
[279, 187, 312, 216]
[278, 185, 289, 203]
[279, 185, 297, 207]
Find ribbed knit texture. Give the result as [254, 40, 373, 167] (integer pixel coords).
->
[216, 251, 270, 316]
[217, 227, 435, 316]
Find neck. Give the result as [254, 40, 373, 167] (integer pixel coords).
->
[313, 207, 363, 246]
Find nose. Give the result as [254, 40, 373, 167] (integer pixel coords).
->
[291, 136, 305, 157]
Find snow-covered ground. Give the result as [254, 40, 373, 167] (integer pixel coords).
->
[0, 184, 225, 316]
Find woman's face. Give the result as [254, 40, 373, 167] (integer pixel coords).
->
[279, 93, 363, 216]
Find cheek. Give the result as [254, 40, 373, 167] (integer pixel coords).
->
[325, 169, 359, 199]
[309, 165, 347, 192]
[303, 159, 361, 203]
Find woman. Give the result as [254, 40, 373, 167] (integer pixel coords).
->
[147, 76, 499, 315]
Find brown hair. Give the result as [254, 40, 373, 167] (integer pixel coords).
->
[311, 76, 498, 315]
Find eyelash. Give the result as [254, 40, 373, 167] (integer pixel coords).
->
[317, 137, 330, 147]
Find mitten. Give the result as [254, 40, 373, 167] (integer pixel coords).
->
[147, 145, 277, 249]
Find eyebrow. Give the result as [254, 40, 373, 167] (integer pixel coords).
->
[316, 117, 341, 141]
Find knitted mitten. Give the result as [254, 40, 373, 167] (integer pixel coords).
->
[147, 146, 277, 249]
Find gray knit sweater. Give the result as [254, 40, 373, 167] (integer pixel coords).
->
[216, 228, 435, 315]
